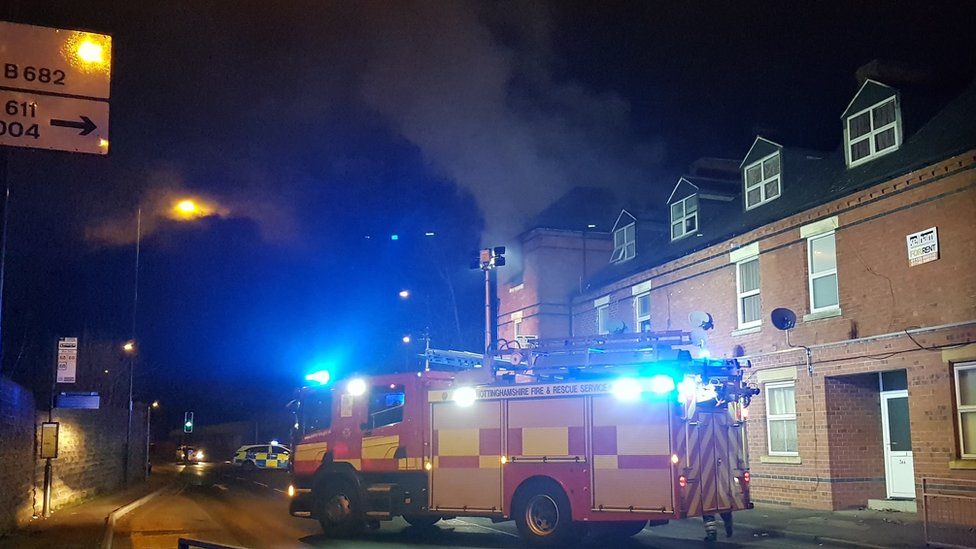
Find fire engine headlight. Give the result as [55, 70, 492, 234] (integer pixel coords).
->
[346, 378, 367, 397]
[452, 386, 477, 407]
[612, 378, 643, 401]
[648, 374, 676, 394]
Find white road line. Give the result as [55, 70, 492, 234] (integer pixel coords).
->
[214, 484, 229, 491]
[254, 482, 269, 488]
[273, 488, 286, 494]
[448, 518, 520, 538]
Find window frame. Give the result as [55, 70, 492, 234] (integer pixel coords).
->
[366, 384, 406, 429]
[765, 380, 799, 457]
[735, 256, 762, 329]
[634, 292, 651, 332]
[611, 222, 636, 263]
[846, 97, 901, 168]
[743, 151, 781, 210]
[955, 362, 976, 459]
[513, 317, 523, 338]
[670, 194, 699, 241]
[597, 304, 609, 335]
[807, 231, 840, 314]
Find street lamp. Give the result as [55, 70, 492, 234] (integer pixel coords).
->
[402, 334, 412, 344]
[146, 400, 159, 479]
[398, 289, 410, 299]
[122, 340, 136, 353]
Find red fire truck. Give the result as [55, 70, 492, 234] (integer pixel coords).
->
[287, 330, 758, 545]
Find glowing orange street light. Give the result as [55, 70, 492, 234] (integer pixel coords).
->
[122, 340, 136, 353]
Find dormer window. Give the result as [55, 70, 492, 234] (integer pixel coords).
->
[743, 152, 781, 210]
[670, 194, 698, 240]
[846, 97, 900, 167]
[611, 222, 636, 263]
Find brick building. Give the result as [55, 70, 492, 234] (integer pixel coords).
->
[497, 71, 976, 513]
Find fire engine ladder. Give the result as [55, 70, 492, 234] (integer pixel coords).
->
[422, 348, 515, 370]
[496, 330, 698, 378]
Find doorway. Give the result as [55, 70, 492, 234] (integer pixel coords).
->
[879, 379, 915, 499]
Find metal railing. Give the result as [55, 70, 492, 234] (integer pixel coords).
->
[922, 477, 976, 548]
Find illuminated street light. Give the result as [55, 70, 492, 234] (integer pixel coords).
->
[76, 39, 105, 64]
[402, 335, 412, 344]
[398, 289, 410, 299]
[122, 340, 136, 353]
[151, 400, 160, 409]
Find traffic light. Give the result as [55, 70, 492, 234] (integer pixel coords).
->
[184, 411, 194, 433]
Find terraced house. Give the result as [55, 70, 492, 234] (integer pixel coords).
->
[496, 67, 976, 528]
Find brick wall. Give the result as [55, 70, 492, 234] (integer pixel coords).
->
[0, 377, 37, 533]
[0, 376, 146, 535]
[509, 149, 976, 510]
[824, 373, 886, 508]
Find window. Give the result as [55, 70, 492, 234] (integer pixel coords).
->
[743, 152, 781, 210]
[847, 98, 900, 167]
[597, 304, 609, 335]
[807, 232, 839, 312]
[302, 390, 333, 434]
[766, 381, 798, 455]
[955, 363, 976, 459]
[367, 384, 405, 429]
[611, 223, 636, 263]
[736, 257, 761, 328]
[513, 317, 523, 338]
[635, 293, 651, 332]
[670, 195, 698, 240]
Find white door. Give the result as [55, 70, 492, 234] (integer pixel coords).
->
[880, 391, 915, 498]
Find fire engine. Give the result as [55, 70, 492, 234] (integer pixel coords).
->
[287, 329, 758, 545]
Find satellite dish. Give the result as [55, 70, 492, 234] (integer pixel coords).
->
[771, 308, 797, 331]
[609, 319, 628, 334]
[688, 311, 714, 331]
[690, 327, 709, 348]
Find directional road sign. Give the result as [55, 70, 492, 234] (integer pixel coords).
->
[0, 21, 111, 154]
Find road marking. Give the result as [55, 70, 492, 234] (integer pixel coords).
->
[214, 484, 229, 491]
[273, 488, 286, 494]
[253, 482, 269, 488]
[448, 518, 520, 538]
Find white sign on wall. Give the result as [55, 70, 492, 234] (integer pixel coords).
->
[906, 227, 939, 267]
[56, 337, 78, 384]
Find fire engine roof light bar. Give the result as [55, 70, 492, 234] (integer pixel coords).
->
[304, 370, 331, 385]
[611, 378, 643, 401]
[648, 374, 676, 394]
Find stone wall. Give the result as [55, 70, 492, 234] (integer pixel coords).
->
[0, 376, 146, 535]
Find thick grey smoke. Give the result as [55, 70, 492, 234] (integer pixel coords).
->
[352, 2, 665, 247]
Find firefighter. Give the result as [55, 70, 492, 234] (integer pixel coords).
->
[702, 510, 733, 541]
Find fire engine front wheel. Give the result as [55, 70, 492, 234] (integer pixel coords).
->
[314, 478, 364, 537]
[514, 480, 581, 546]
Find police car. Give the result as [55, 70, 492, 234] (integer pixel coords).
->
[232, 442, 290, 470]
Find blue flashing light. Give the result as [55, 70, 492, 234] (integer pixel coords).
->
[390, 234, 399, 241]
[612, 378, 643, 402]
[649, 374, 676, 394]
[304, 370, 331, 385]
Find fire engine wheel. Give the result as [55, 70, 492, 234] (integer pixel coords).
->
[402, 514, 441, 528]
[514, 481, 578, 546]
[315, 478, 364, 537]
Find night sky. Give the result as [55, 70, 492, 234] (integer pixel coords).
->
[2, 1, 974, 430]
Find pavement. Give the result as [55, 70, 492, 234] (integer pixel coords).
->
[0, 462, 928, 549]
[0, 472, 168, 549]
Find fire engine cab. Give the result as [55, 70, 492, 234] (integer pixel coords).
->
[288, 330, 758, 545]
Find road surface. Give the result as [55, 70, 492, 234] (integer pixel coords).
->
[112, 462, 838, 548]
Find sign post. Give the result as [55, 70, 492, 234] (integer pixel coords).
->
[56, 336, 78, 383]
[0, 21, 112, 154]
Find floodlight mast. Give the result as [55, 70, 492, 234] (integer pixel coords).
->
[476, 247, 505, 372]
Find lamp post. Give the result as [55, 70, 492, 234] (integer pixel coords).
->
[146, 400, 158, 479]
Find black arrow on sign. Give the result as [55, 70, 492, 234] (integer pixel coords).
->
[50, 116, 97, 136]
